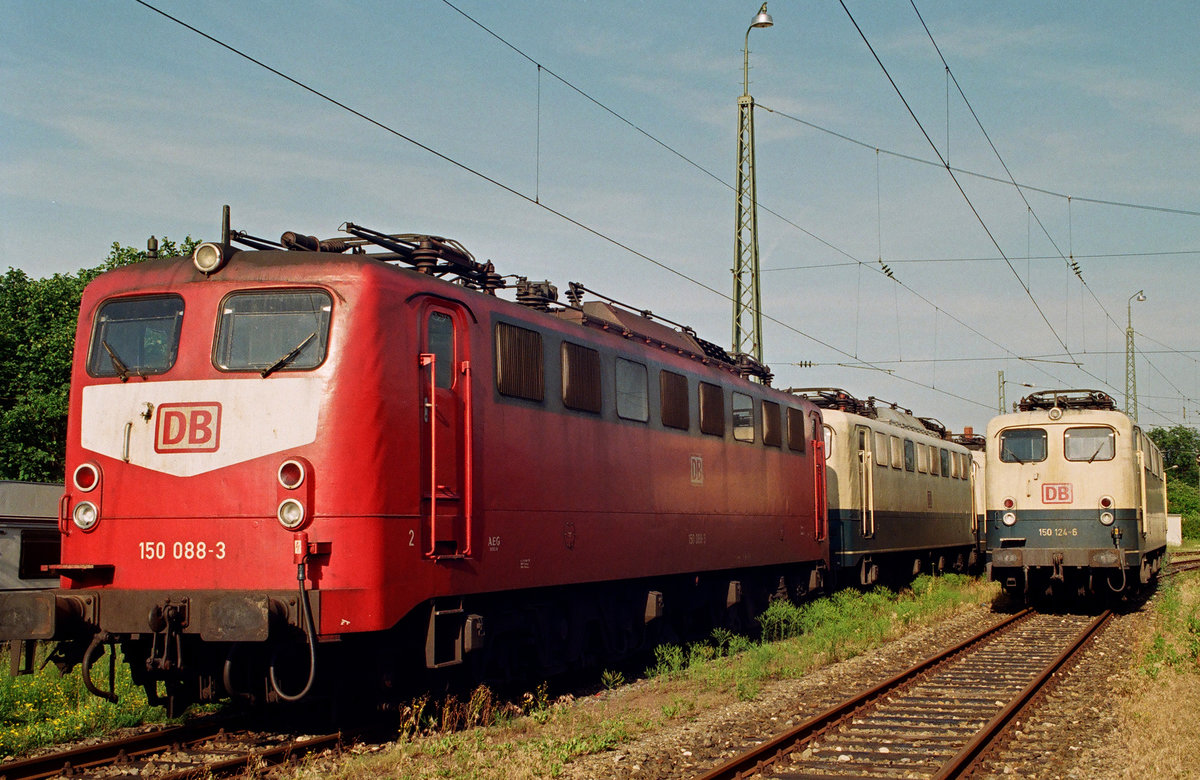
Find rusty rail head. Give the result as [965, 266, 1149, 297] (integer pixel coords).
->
[929, 609, 1113, 780]
[693, 608, 1034, 780]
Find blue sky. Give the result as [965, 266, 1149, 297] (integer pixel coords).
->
[3, 1, 1198, 433]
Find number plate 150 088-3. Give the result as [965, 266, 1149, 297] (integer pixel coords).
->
[139, 541, 227, 560]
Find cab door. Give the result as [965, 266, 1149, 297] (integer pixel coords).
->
[856, 425, 875, 537]
[811, 411, 827, 542]
[418, 304, 473, 558]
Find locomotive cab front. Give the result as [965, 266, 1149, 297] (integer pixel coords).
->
[985, 390, 1167, 599]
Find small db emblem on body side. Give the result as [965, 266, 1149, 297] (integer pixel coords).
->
[1041, 483, 1073, 504]
[155, 403, 222, 453]
[690, 455, 704, 486]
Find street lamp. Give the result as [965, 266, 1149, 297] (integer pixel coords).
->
[732, 3, 774, 367]
[743, 4, 774, 96]
[1125, 289, 1146, 421]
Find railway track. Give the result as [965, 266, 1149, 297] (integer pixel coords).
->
[1167, 551, 1200, 577]
[0, 718, 351, 780]
[695, 608, 1111, 780]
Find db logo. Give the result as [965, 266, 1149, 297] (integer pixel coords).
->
[1041, 483, 1073, 504]
[155, 403, 222, 453]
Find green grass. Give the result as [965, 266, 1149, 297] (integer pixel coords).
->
[311, 573, 998, 779]
[1167, 476, 1200, 539]
[1140, 578, 1200, 679]
[648, 573, 994, 696]
[0, 644, 171, 757]
[2, 575, 997, 775]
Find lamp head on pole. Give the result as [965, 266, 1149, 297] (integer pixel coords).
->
[1127, 289, 1146, 326]
[751, 3, 774, 28]
[743, 3, 774, 96]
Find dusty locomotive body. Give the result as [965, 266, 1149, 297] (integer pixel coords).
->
[986, 390, 1168, 599]
[0, 222, 828, 710]
[791, 390, 977, 586]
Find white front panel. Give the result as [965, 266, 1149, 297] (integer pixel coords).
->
[81, 378, 324, 477]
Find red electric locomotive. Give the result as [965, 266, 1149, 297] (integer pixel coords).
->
[0, 212, 827, 711]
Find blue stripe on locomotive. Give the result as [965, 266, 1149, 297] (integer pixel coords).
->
[986, 508, 1144, 570]
[830, 508, 976, 571]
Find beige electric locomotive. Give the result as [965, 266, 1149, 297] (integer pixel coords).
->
[986, 390, 1167, 599]
[791, 389, 977, 586]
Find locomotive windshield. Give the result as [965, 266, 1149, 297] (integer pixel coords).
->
[87, 295, 184, 379]
[215, 290, 332, 373]
[999, 428, 1047, 463]
[1064, 426, 1115, 462]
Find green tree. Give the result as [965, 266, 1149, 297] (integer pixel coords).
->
[1148, 425, 1200, 478]
[1148, 425, 1200, 538]
[0, 237, 196, 481]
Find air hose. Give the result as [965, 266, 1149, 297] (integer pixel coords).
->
[269, 557, 318, 701]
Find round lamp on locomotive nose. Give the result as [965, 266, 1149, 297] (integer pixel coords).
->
[278, 460, 306, 490]
[1100, 511, 1115, 526]
[192, 242, 227, 275]
[73, 501, 99, 531]
[73, 463, 99, 492]
[1001, 512, 1017, 527]
[277, 498, 306, 529]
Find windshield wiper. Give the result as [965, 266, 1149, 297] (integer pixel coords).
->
[1087, 442, 1108, 463]
[261, 332, 317, 378]
[101, 340, 132, 382]
[1001, 445, 1025, 464]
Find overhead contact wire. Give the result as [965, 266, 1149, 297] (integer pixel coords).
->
[133, 0, 951, 404]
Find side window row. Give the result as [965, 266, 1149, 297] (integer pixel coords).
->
[495, 322, 807, 450]
[864, 428, 969, 480]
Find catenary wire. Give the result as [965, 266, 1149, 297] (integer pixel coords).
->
[132, 0, 1190, 422]
[130, 0, 996, 411]
[838, 0, 1187, 423]
[430, 1, 1198, 421]
[906, 0, 1187, 420]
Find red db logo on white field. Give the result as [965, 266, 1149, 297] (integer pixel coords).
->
[155, 403, 222, 453]
[1041, 483, 1073, 504]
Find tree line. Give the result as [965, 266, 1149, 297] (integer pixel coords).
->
[0, 238, 195, 481]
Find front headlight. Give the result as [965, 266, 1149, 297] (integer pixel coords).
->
[1100, 511, 1115, 526]
[73, 501, 99, 531]
[277, 498, 306, 529]
[192, 242, 227, 274]
[1001, 512, 1017, 527]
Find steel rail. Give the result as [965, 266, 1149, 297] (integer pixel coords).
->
[154, 731, 347, 780]
[0, 721, 230, 780]
[693, 608, 1033, 780]
[1163, 557, 1200, 578]
[0, 722, 348, 780]
[930, 609, 1111, 779]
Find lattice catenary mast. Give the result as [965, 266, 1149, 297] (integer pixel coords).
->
[732, 3, 773, 366]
